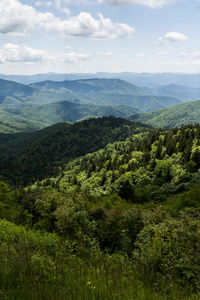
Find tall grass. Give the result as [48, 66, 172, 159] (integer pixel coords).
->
[0, 219, 199, 300]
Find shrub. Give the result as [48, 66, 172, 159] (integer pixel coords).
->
[133, 215, 200, 290]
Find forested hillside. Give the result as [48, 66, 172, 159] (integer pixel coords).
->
[5, 101, 139, 128]
[0, 117, 148, 185]
[1, 117, 200, 299]
[40, 123, 200, 202]
[129, 99, 200, 128]
[0, 117, 200, 300]
[0, 110, 46, 133]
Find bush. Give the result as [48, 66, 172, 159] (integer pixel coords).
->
[133, 215, 200, 290]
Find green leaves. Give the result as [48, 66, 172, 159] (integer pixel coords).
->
[133, 215, 200, 288]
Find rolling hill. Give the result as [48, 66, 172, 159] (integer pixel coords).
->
[3, 101, 139, 131]
[29, 78, 150, 96]
[154, 84, 200, 102]
[0, 110, 48, 133]
[129, 99, 200, 128]
[29, 78, 180, 111]
[0, 78, 75, 108]
[0, 77, 181, 133]
[0, 77, 180, 112]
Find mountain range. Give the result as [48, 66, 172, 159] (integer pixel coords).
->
[1, 72, 200, 88]
[0, 77, 181, 133]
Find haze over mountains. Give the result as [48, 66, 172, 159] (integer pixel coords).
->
[1, 72, 200, 134]
[2, 72, 200, 88]
[0, 76, 183, 133]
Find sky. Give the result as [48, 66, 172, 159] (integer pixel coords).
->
[0, 0, 200, 74]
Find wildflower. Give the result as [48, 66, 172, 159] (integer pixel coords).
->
[87, 281, 91, 285]
[93, 286, 96, 290]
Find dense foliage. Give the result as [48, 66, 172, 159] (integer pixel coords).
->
[38, 123, 200, 201]
[1, 116, 200, 299]
[0, 117, 148, 185]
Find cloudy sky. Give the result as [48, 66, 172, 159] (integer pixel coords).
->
[0, 0, 200, 74]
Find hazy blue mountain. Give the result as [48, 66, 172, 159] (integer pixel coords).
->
[0, 77, 184, 133]
[129, 99, 200, 128]
[0, 78, 76, 108]
[118, 73, 200, 88]
[81, 94, 180, 111]
[154, 84, 200, 102]
[29, 78, 150, 96]
[2, 72, 200, 88]
[29, 78, 180, 111]
[0, 79, 35, 101]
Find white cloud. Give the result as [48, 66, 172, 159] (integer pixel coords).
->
[178, 51, 187, 57]
[0, 43, 48, 63]
[62, 0, 93, 4]
[35, 1, 53, 7]
[135, 53, 146, 57]
[63, 7, 71, 16]
[54, 0, 62, 9]
[0, 0, 56, 35]
[157, 51, 170, 55]
[95, 51, 115, 58]
[158, 32, 188, 43]
[0, 0, 134, 39]
[43, 12, 135, 39]
[0, 1, 34, 35]
[192, 51, 200, 59]
[98, 0, 180, 8]
[53, 0, 71, 15]
[59, 52, 90, 63]
[0, 43, 89, 64]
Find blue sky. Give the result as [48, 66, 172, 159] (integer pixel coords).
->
[0, 0, 200, 74]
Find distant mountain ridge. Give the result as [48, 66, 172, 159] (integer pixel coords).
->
[0, 77, 182, 133]
[153, 84, 200, 102]
[1, 72, 200, 88]
[29, 78, 149, 96]
[28, 78, 180, 111]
